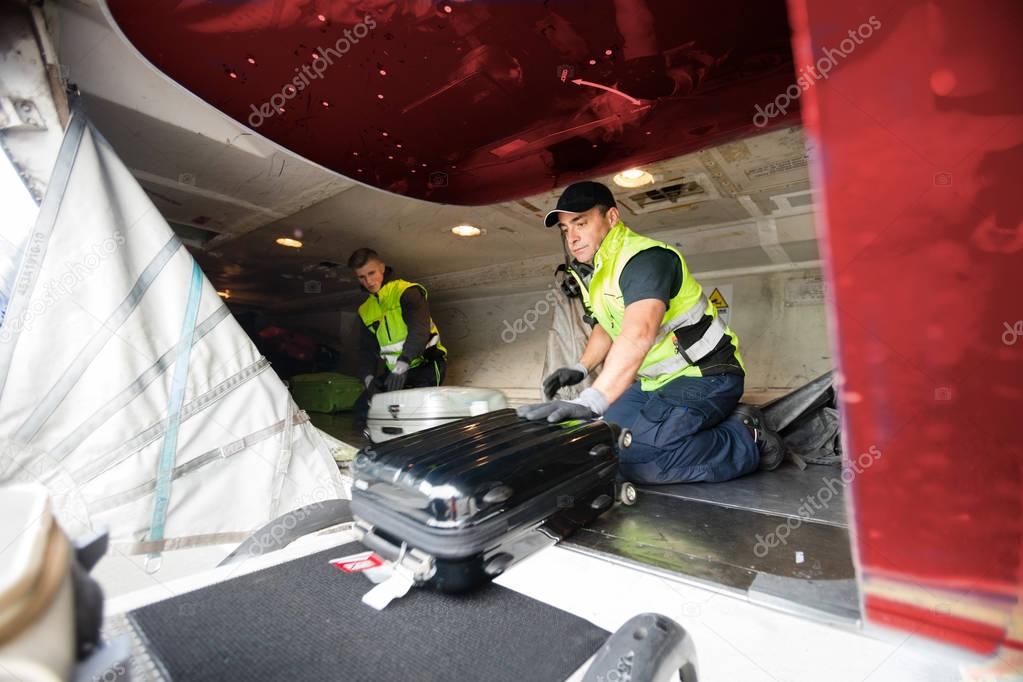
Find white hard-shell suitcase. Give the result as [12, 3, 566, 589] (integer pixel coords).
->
[366, 386, 508, 443]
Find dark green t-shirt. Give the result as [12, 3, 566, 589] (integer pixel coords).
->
[619, 248, 743, 376]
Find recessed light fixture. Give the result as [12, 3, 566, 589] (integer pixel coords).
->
[276, 237, 303, 248]
[451, 224, 482, 237]
[612, 168, 655, 188]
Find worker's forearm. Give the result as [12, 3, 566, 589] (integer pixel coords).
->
[579, 325, 612, 372]
[399, 288, 432, 360]
[592, 328, 655, 404]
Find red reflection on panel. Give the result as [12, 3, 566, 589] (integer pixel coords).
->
[789, 0, 1023, 654]
[105, 0, 799, 205]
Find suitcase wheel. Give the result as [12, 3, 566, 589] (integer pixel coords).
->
[618, 481, 637, 506]
[484, 552, 514, 577]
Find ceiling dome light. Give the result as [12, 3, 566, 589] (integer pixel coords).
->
[612, 168, 655, 188]
[276, 237, 303, 248]
[451, 225, 481, 237]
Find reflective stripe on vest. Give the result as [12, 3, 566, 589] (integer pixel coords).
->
[378, 333, 440, 365]
[576, 222, 743, 390]
[639, 313, 728, 378]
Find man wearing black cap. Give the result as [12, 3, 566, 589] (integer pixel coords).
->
[517, 181, 783, 483]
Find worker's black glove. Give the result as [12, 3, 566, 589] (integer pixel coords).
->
[542, 362, 589, 400]
[384, 360, 410, 392]
[517, 387, 610, 423]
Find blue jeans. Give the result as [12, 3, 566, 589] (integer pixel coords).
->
[604, 373, 759, 484]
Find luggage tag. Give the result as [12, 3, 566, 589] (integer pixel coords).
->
[361, 570, 416, 610]
[360, 539, 430, 610]
[329, 550, 392, 584]
[328, 550, 417, 610]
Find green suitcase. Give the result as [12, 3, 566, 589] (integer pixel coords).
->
[289, 372, 364, 413]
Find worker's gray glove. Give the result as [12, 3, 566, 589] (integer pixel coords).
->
[542, 362, 588, 400]
[517, 387, 609, 423]
[384, 360, 410, 392]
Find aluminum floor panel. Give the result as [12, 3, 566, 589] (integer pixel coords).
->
[565, 492, 860, 624]
[648, 465, 849, 527]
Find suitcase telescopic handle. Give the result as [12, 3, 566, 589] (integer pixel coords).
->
[354, 522, 436, 582]
[582, 613, 698, 682]
[358, 527, 403, 562]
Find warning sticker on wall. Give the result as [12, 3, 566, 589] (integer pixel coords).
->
[708, 285, 732, 326]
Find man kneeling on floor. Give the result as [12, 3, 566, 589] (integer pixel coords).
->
[518, 181, 783, 483]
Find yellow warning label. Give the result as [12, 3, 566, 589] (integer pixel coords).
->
[708, 288, 729, 309]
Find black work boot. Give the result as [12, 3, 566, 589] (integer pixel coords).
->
[732, 404, 785, 471]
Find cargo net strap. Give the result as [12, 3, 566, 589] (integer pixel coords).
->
[146, 261, 205, 573]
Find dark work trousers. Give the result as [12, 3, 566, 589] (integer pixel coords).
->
[352, 358, 447, 427]
[603, 373, 759, 484]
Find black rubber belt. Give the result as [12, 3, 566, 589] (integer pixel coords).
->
[129, 542, 608, 682]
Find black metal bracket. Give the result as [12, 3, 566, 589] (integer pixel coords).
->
[583, 613, 698, 682]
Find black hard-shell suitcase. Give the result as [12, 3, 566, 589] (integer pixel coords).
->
[350, 408, 634, 593]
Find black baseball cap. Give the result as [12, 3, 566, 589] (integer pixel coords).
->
[543, 181, 617, 227]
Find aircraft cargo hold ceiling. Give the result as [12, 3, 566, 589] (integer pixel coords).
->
[104, 0, 800, 205]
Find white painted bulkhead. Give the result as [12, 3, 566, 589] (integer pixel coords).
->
[270, 210, 831, 408]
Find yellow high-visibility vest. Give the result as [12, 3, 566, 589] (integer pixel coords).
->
[358, 279, 446, 370]
[571, 222, 744, 390]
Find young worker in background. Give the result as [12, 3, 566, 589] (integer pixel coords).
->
[348, 248, 446, 431]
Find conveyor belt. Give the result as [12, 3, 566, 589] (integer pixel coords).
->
[128, 542, 608, 681]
